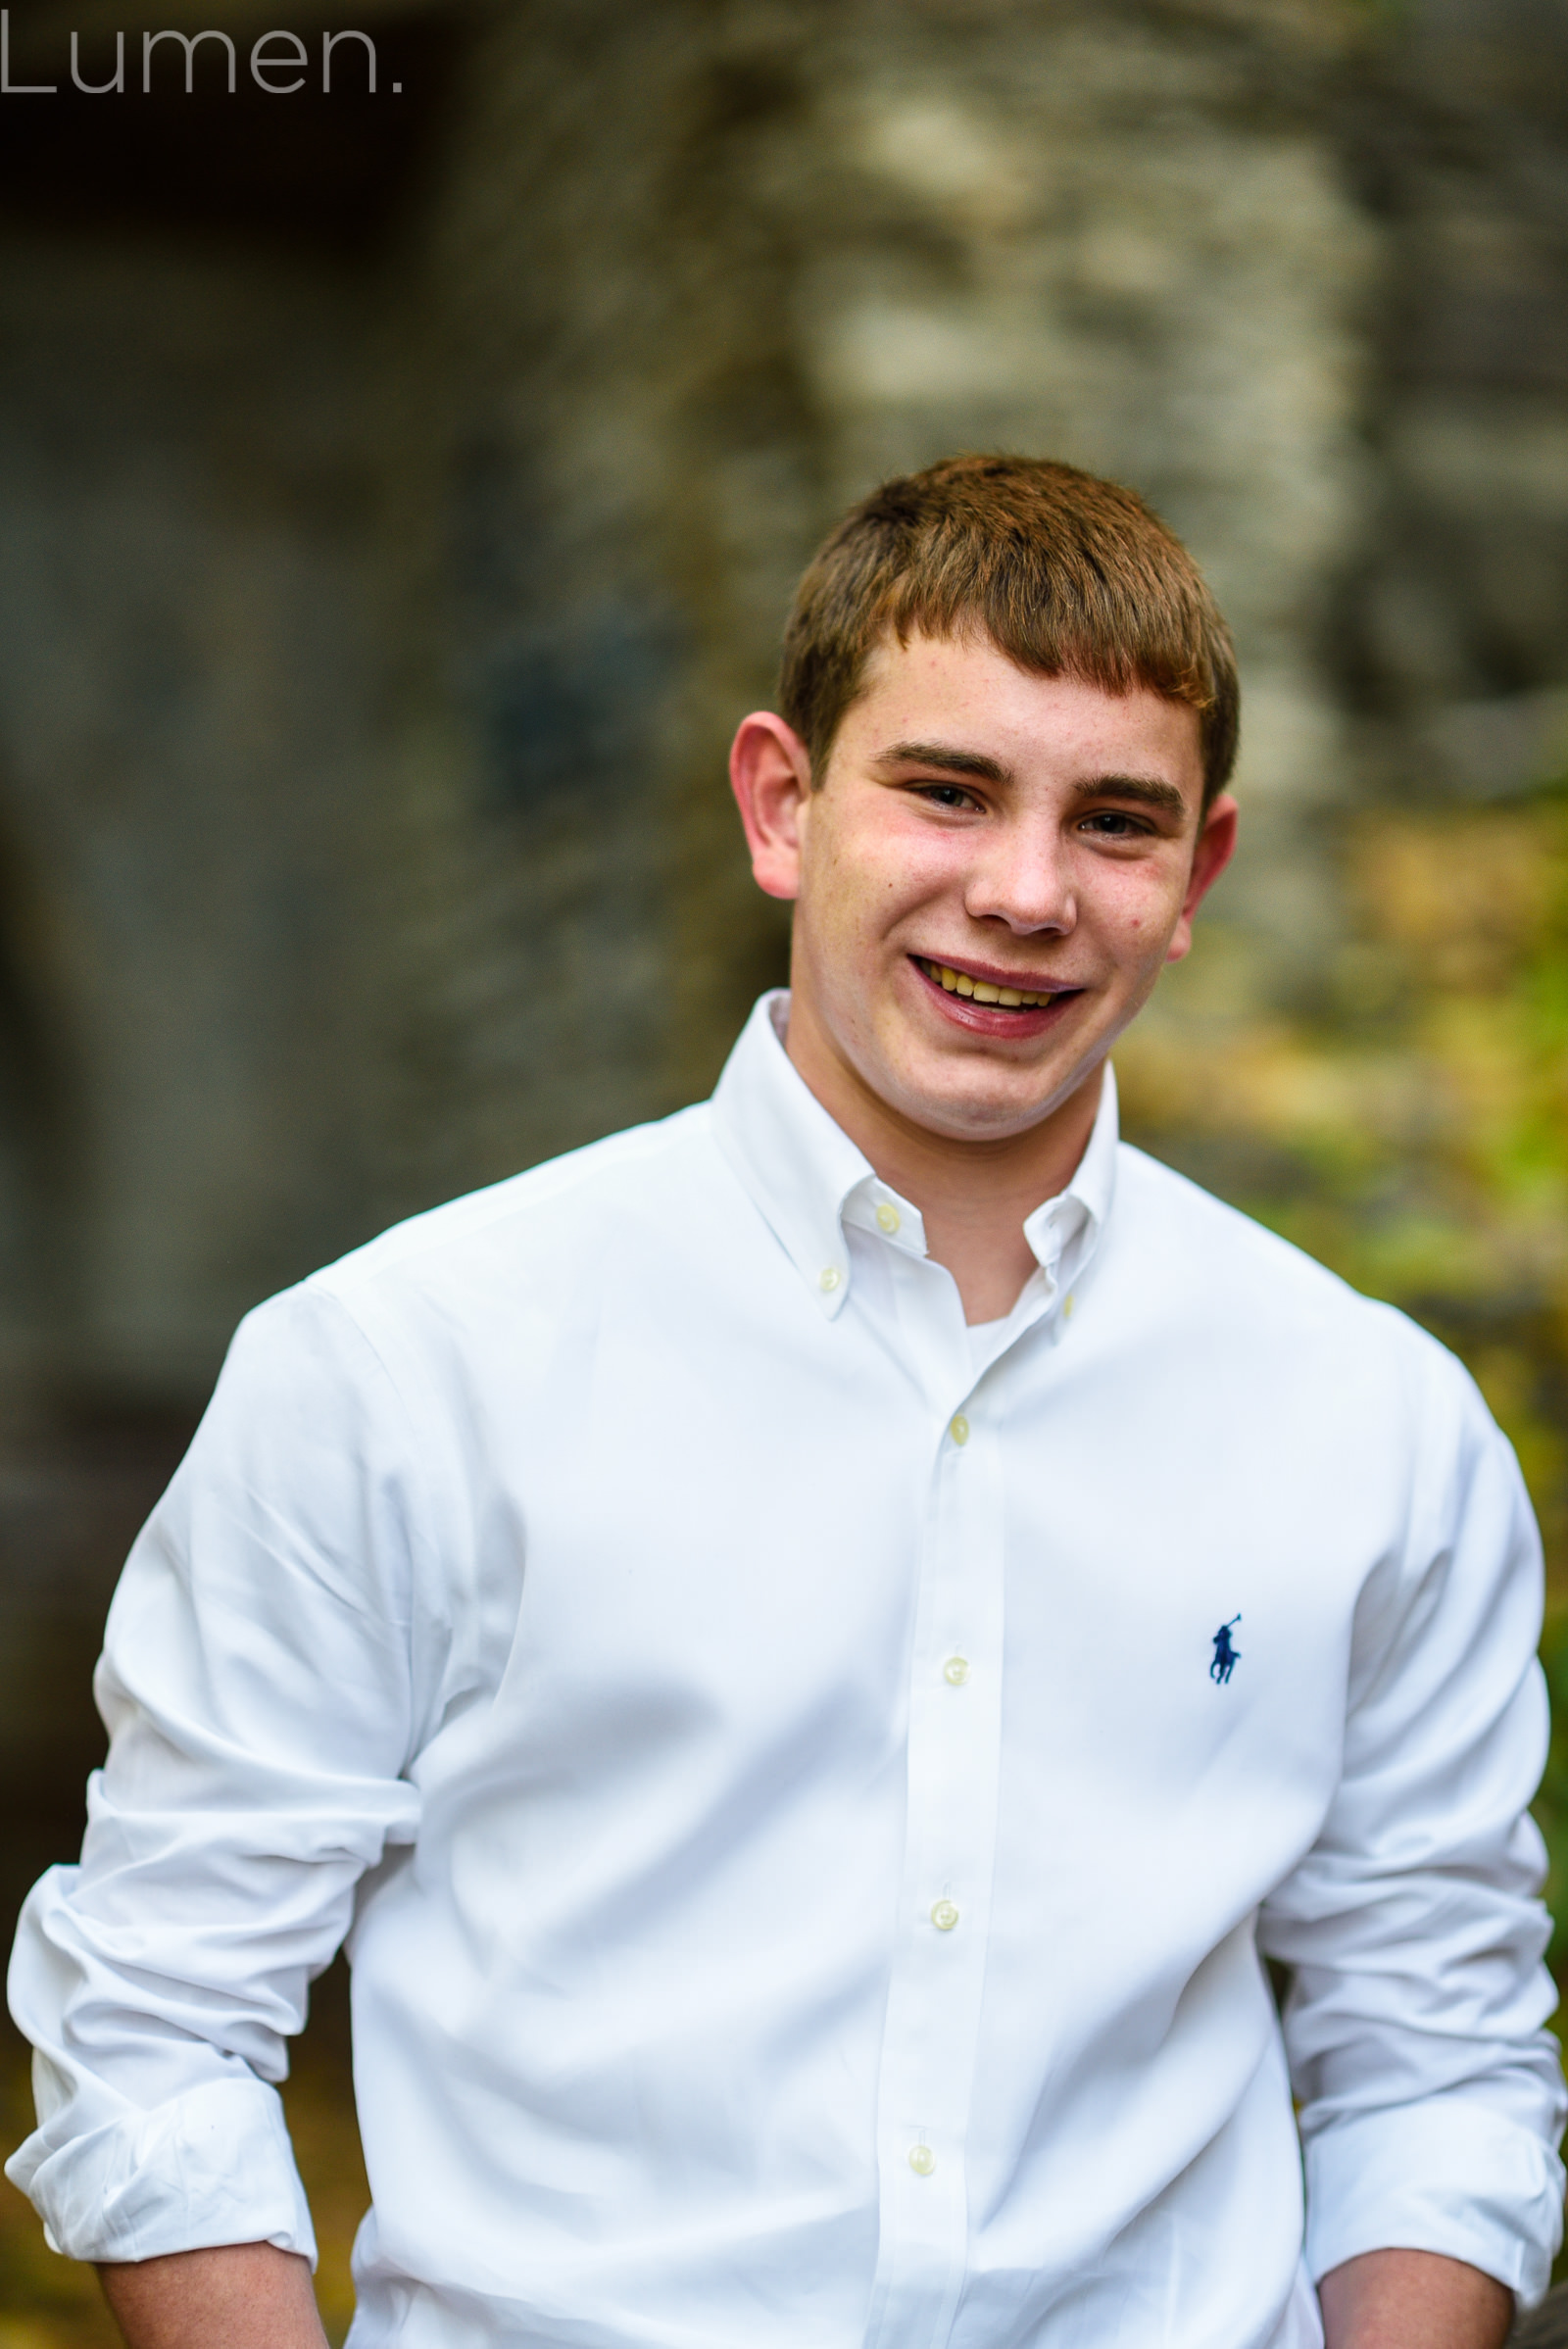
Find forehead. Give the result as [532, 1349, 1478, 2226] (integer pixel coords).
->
[842, 627, 1203, 785]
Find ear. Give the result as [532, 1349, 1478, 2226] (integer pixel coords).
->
[1165, 793, 1239, 964]
[728, 712, 814, 902]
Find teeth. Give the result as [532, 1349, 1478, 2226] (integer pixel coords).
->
[919, 957, 1053, 1008]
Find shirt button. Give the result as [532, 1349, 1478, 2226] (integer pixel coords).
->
[931, 1899, 959, 1932]
[908, 2144, 936, 2177]
[943, 1655, 970, 1687]
[875, 1201, 901, 1235]
[818, 1266, 842, 1293]
[950, 1413, 969, 1446]
[1063, 1293, 1076, 1319]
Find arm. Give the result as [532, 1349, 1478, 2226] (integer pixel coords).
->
[1318, 2249, 1511, 2349]
[99, 2243, 327, 2349]
[1259, 1345, 1566, 2315]
[5, 1288, 440, 2276]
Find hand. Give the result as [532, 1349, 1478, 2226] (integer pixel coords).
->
[1318, 2249, 1513, 2349]
[98, 2241, 328, 2349]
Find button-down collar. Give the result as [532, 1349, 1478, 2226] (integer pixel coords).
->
[711, 990, 1118, 1332]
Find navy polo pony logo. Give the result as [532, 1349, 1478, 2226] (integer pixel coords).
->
[1209, 1615, 1242, 1685]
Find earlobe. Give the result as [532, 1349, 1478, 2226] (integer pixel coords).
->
[728, 713, 812, 903]
[1165, 793, 1239, 964]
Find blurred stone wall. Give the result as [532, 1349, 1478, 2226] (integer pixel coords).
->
[0, 239, 392, 1392]
[0, 0, 1562, 1419]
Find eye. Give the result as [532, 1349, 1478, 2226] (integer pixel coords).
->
[917, 782, 981, 811]
[1078, 808, 1151, 838]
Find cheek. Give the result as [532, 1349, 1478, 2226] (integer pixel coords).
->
[800, 829, 888, 962]
[833, 826, 949, 929]
[1088, 861, 1188, 954]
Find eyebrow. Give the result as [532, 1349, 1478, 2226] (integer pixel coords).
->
[1066, 773, 1190, 818]
[876, 740, 1009, 781]
[877, 741, 1191, 818]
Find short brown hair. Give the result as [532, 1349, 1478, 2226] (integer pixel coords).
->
[779, 454, 1239, 806]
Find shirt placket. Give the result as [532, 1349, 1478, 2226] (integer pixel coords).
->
[861, 1256, 1007, 2349]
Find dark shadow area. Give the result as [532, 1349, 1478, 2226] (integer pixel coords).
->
[0, 10, 467, 257]
[1516, 2283, 1568, 2343]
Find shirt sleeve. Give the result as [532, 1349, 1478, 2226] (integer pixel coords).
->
[4, 1284, 438, 2266]
[1259, 1337, 1568, 2308]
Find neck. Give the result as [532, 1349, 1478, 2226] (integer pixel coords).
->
[783, 997, 1104, 1325]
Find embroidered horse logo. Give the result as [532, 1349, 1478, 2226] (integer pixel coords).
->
[1209, 1615, 1242, 1685]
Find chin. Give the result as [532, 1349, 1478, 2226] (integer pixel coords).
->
[890, 1070, 1057, 1141]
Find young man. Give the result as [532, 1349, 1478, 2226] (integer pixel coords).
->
[8, 457, 1563, 2349]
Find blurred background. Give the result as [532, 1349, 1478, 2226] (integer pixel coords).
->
[0, 0, 1567, 2336]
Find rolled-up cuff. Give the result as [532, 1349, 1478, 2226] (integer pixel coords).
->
[1303, 2097, 1565, 2310]
[5, 2074, 317, 2268]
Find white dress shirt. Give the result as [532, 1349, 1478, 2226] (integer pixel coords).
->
[8, 992, 1565, 2349]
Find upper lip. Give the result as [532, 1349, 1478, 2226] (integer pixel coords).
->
[912, 951, 1082, 995]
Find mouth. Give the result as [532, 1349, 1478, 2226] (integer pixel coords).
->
[908, 953, 1086, 1040]
[914, 954, 1068, 1009]
[910, 949, 1084, 1043]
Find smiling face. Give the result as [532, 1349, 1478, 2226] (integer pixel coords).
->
[730, 629, 1237, 1149]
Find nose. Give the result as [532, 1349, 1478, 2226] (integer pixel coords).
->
[963, 815, 1076, 937]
